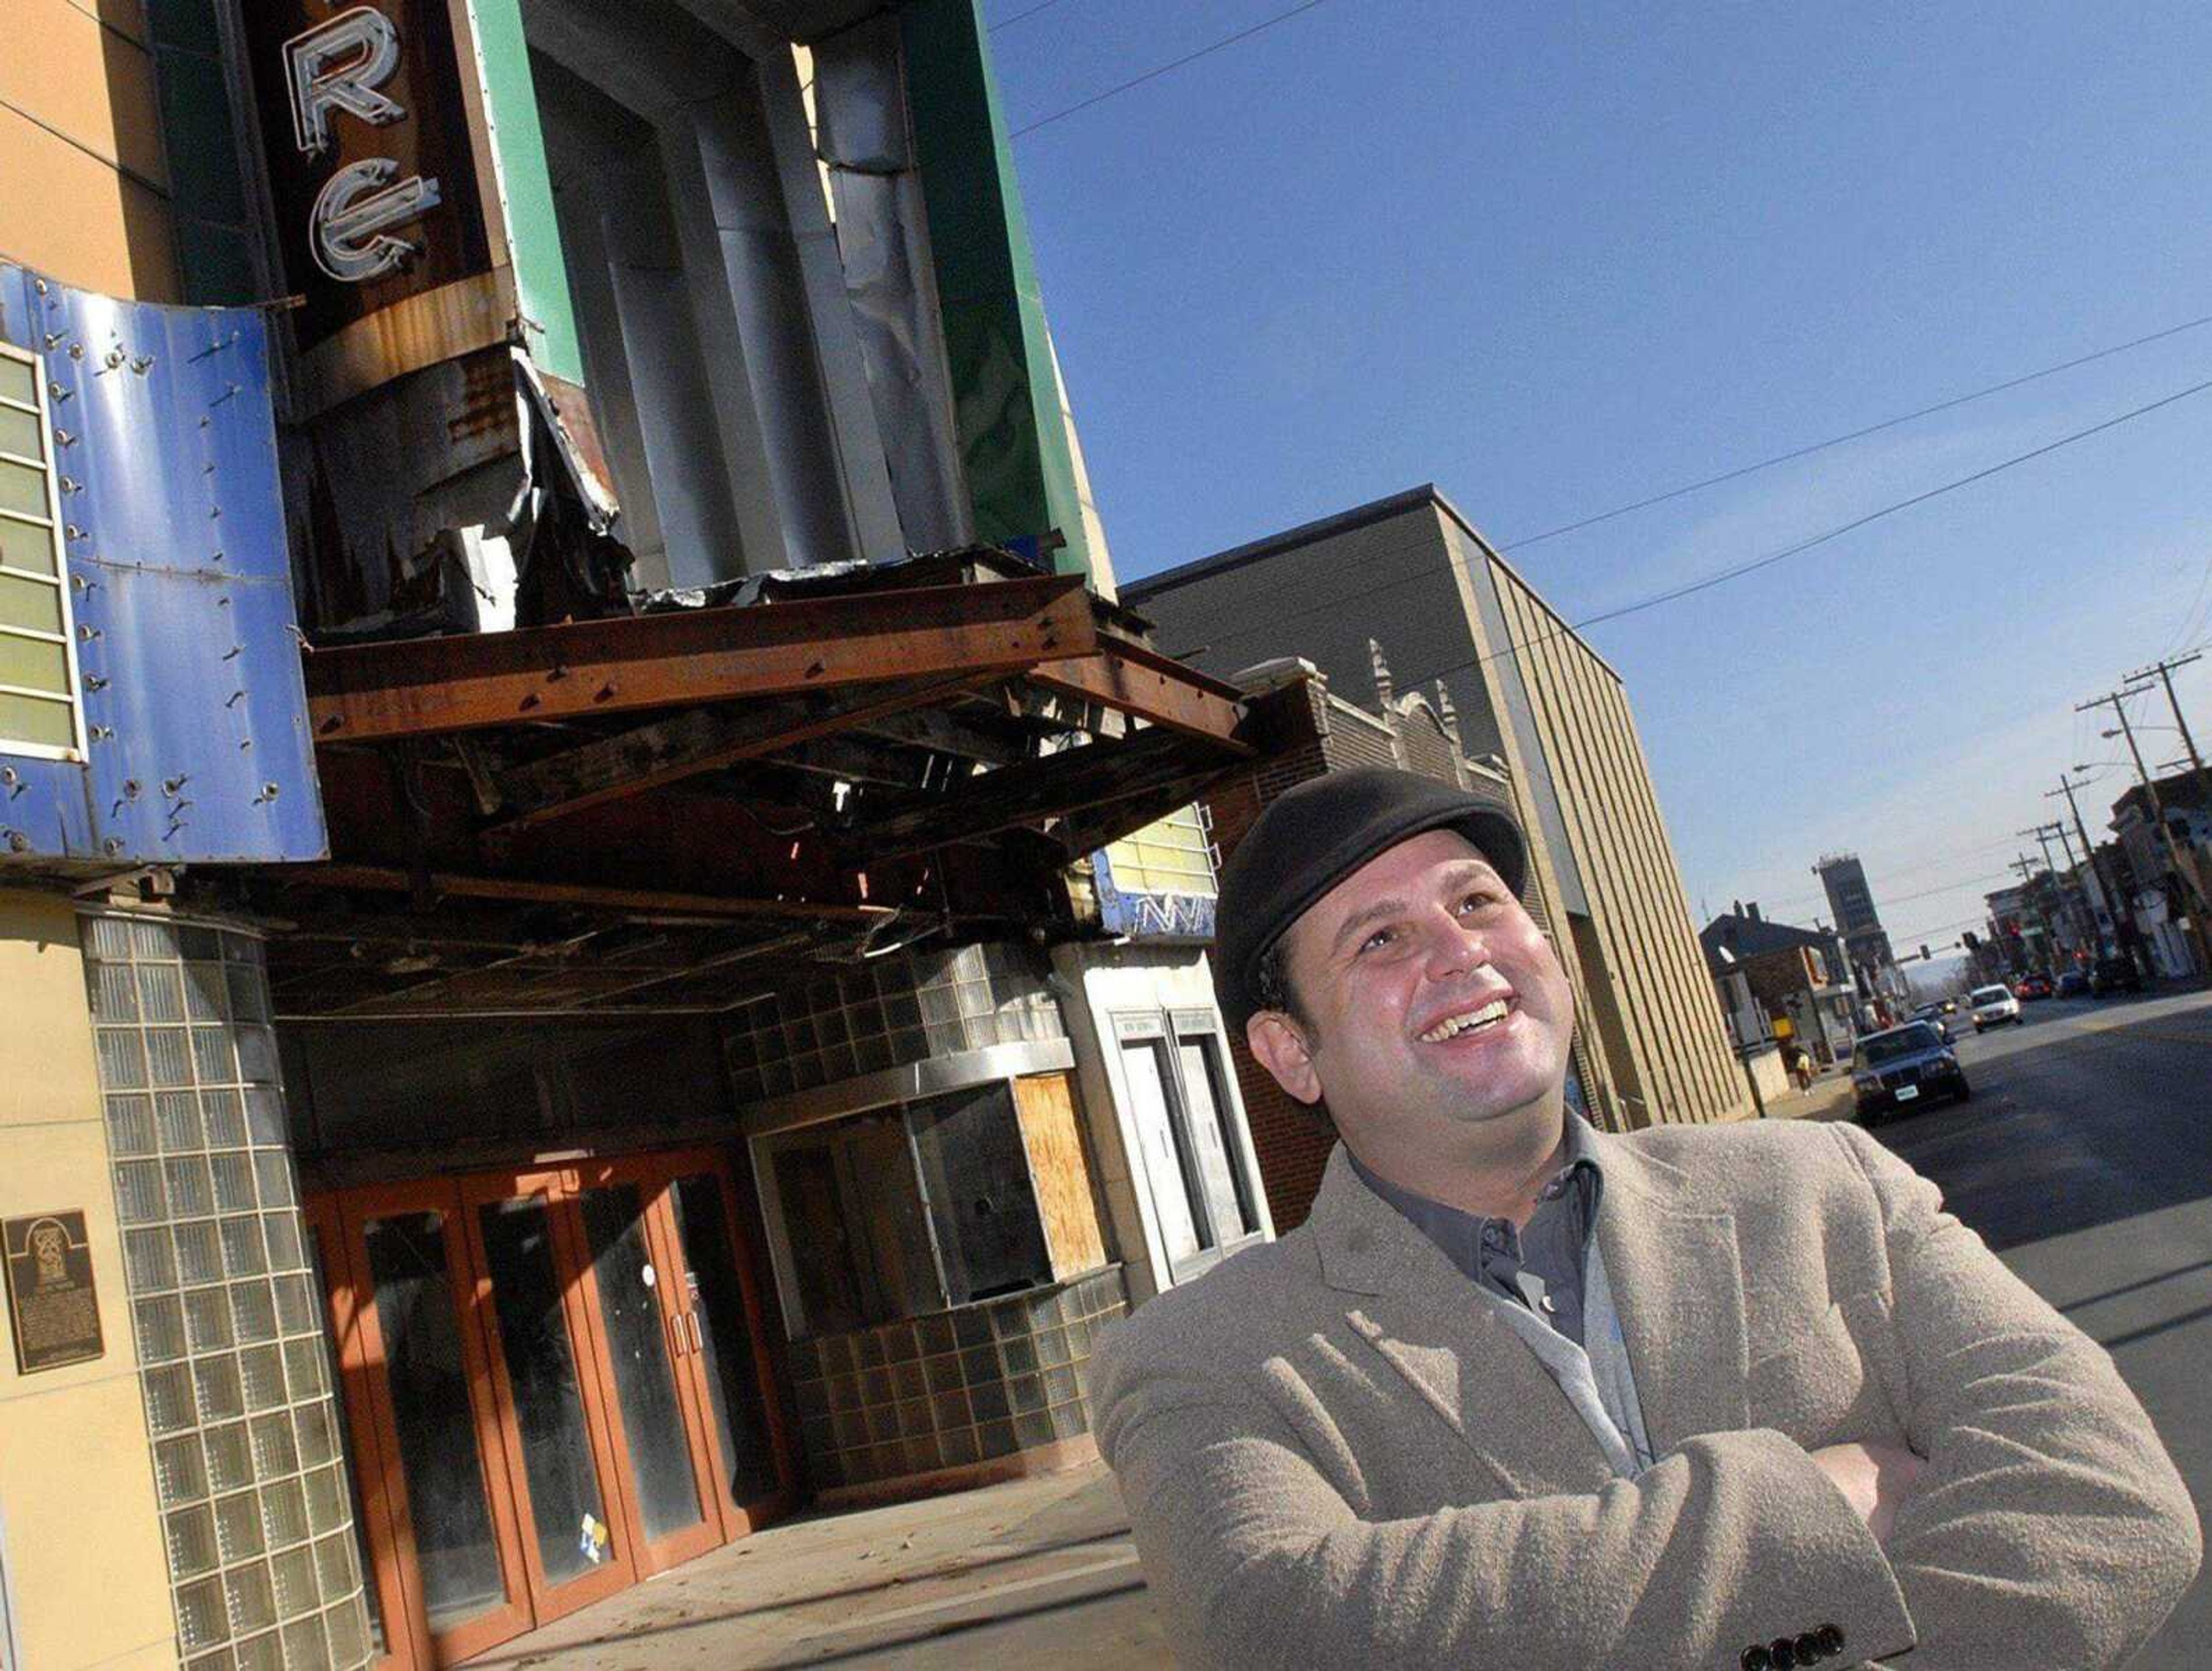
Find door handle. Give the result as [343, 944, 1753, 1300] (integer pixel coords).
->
[669, 1311, 688, 1358]
[687, 1311, 703, 1354]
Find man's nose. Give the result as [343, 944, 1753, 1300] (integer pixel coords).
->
[1420, 907, 1488, 979]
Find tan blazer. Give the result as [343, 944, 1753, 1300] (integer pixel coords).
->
[1094, 1118, 2199, 1669]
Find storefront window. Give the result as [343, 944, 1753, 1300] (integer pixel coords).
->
[760, 1087, 1053, 1336]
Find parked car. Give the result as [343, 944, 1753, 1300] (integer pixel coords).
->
[2014, 974, 2054, 1000]
[2090, 955, 2146, 996]
[1970, 983, 2024, 1031]
[1853, 1022, 1971, 1123]
[2055, 969, 2091, 998]
[1909, 1001, 1954, 1041]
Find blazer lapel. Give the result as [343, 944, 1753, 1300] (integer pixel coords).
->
[1589, 1128, 1751, 1450]
[1309, 1147, 1614, 1491]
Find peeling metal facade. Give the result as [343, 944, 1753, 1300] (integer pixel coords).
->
[0, 264, 325, 865]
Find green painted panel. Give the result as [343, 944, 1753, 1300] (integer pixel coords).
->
[467, 0, 585, 387]
[0, 572, 66, 638]
[0, 405, 41, 462]
[0, 631, 70, 694]
[901, 0, 1092, 583]
[0, 690, 77, 751]
[0, 460, 48, 520]
[0, 517, 58, 577]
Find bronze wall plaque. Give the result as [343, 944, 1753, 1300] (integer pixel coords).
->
[3, 1212, 104, 1374]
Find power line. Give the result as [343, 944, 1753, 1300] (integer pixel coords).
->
[1009, 0, 1336, 139]
[991, 0, 1079, 31]
[1391, 369, 2212, 691]
[1159, 309, 2212, 661]
[1501, 311, 2212, 553]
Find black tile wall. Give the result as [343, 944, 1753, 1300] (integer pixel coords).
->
[789, 1268, 1128, 1490]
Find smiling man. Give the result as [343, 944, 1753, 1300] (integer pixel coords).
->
[1092, 767, 2198, 1670]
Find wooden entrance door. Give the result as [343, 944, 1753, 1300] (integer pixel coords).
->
[569, 1150, 794, 1565]
[457, 1170, 637, 1623]
[333, 1181, 533, 1667]
[306, 1148, 794, 1666]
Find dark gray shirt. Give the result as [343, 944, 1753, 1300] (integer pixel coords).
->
[1347, 1114, 1604, 1346]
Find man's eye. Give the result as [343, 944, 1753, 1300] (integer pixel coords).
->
[1358, 927, 1396, 954]
[1459, 891, 1497, 914]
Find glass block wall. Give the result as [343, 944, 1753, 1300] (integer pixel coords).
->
[724, 942, 1064, 1103]
[786, 1268, 1127, 1490]
[81, 913, 374, 1671]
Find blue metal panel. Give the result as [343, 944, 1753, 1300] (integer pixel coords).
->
[0, 265, 325, 863]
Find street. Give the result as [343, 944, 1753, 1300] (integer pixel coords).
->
[1861, 985, 2212, 1659]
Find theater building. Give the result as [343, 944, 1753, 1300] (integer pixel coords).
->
[0, 3, 1263, 1668]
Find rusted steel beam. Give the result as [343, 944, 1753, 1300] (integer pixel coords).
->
[306, 574, 1096, 743]
[855, 727, 1208, 858]
[1026, 636, 1251, 751]
[282, 863, 893, 924]
[486, 675, 981, 834]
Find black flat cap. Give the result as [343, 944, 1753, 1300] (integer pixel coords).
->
[1215, 766, 1528, 1029]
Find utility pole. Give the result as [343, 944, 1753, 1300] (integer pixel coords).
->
[2050, 772, 2112, 952]
[2129, 651, 2212, 810]
[2019, 823, 2084, 958]
[2009, 852, 2056, 972]
[2081, 684, 2212, 977]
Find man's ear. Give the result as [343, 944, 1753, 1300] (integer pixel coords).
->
[1247, 1010, 1322, 1105]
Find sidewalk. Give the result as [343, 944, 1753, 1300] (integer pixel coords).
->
[1757, 1068, 1855, 1124]
[467, 1462, 1153, 1669]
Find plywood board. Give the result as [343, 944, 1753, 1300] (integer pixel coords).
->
[1012, 1072, 1106, 1279]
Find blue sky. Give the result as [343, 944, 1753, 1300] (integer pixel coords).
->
[990, 0, 2212, 959]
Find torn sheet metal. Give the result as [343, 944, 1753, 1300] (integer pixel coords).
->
[287, 344, 630, 640]
[811, 13, 972, 553]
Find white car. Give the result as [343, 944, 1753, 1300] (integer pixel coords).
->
[1969, 984, 2023, 1031]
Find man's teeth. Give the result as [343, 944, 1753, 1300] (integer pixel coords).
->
[1419, 999, 1511, 1042]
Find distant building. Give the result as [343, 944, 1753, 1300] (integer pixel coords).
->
[1698, 906, 1858, 1067]
[1813, 853, 1896, 988]
[1127, 486, 1752, 1145]
[2108, 770, 2212, 978]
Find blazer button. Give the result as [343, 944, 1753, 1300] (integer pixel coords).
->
[1740, 1649, 1773, 1671]
[1817, 1624, 1846, 1655]
[1769, 1640, 1799, 1670]
[1794, 1632, 1827, 1662]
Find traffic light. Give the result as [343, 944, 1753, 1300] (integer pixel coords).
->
[1920, 944, 1931, 961]
[1962, 930, 1980, 951]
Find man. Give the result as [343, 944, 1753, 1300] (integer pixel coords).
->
[1093, 768, 2198, 1670]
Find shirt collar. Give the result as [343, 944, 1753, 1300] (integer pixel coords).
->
[1346, 1111, 1605, 1241]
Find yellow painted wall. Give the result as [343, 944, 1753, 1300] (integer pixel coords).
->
[0, 889, 176, 1668]
[0, 0, 179, 301]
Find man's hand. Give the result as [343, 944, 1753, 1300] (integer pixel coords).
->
[1811, 1442, 1926, 1545]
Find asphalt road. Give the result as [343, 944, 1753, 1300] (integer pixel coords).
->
[1858, 985, 2212, 1661]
